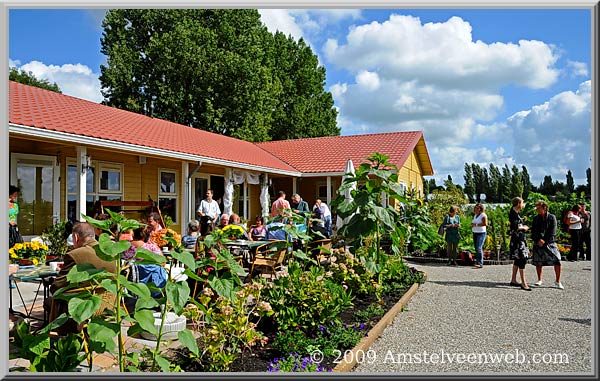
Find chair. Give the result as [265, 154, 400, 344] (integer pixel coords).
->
[249, 240, 288, 280]
[307, 239, 333, 265]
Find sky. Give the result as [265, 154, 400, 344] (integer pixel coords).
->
[8, 8, 593, 188]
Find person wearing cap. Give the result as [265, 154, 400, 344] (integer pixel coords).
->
[182, 220, 201, 249]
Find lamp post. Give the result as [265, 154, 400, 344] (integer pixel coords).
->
[496, 234, 502, 261]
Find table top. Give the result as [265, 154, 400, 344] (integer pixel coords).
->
[10, 265, 58, 281]
[224, 239, 266, 249]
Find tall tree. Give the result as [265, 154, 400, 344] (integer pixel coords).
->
[566, 170, 575, 194]
[269, 32, 339, 140]
[510, 165, 523, 198]
[488, 163, 500, 203]
[9, 67, 61, 93]
[521, 165, 532, 200]
[444, 174, 456, 191]
[463, 163, 475, 202]
[471, 163, 483, 202]
[586, 167, 592, 197]
[539, 175, 554, 195]
[99, 9, 338, 142]
[501, 164, 512, 203]
[482, 167, 490, 202]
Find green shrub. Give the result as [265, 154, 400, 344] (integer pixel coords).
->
[261, 261, 353, 331]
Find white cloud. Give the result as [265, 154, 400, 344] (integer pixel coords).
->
[510, 80, 591, 184]
[566, 60, 588, 77]
[325, 15, 559, 91]
[13, 60, 103, 103]
[355, 70, 380, 91]
[258, 9, 304, 41]
[9, 59, 20, 67]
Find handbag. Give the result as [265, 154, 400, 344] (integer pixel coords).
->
[437, 215, 448, 236]
[437, 222, 445, 236]
[9, 224, 23, 248]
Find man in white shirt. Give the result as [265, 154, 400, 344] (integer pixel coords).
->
[197, 189, 220, 235]
[314, 199, 332, 237]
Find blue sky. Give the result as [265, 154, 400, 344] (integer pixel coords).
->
[9, 8, 592, 188]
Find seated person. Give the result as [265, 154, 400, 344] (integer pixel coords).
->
[217, 214, 229, 229]
[46, 222, 118, 332]
[249, 216, 267, 241]
[265, 220, 291, 242]
[181, 220, 201, 249]
[308, 218, 330, 239]
[221, 213, 248, 239]
[122, 226, 167, 298]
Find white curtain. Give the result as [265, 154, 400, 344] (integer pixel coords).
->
[233, 169, 260, 185]
[223, 169, 234, 215]
[260, 184, 270, 217]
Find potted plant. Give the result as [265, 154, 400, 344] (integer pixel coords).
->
[10, 241, 49, 266]
[41, 220, 70, 261]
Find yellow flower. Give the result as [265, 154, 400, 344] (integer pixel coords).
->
[13, 243, 23, 250]
[32, 258, 39, 265]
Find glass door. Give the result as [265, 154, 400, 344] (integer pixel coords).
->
[10, 154, 59, 237]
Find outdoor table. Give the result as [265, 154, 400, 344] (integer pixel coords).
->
[224, 240, 265, 268]
[9, 264, 58, 325]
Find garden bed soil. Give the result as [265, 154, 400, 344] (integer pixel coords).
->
[165, 267, 422, 373]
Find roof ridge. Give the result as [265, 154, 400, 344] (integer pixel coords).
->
[255, 130, 422, 145]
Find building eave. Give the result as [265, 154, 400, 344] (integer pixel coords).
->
[9, 123, 302, 177]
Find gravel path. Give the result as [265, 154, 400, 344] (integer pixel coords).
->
[354, 260, 593, 374]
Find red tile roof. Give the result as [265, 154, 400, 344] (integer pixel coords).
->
[8, 81, 298, 174]
[256, 132, 434, 175]
[9, 81, 434, 176]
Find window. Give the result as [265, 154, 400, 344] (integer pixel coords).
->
[317, 183, 334, 200]
[66, 159, 123, 220]
[159, 170, 178, 224]
[233, 183, 248, 220]
[399, 181, 408, 196]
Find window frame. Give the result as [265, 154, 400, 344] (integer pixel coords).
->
[158, 169, 179, 224]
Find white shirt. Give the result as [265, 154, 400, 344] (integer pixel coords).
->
[318, 203, 331, 218]
[472, 213, 487, 233]
[198, 199, 220, 219]
[568, 212, 582, 230]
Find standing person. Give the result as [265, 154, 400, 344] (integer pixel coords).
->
[290, 193, 310, 217]
[270, 191, 291, 218]
[442, 205, 461, 266]
[579, 203, 591, 261]
[470, 203, 488, 269]
[8, 185, 23, 249]
[197, 189, 220, 235]
[566, 205, 582, 262]
[508, 197, 531, 291]
[531, 200, 563, 289]
[314, 199, 332, 238]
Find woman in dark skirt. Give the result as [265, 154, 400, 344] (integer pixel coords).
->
[531, 200, 563, 289]
[509, 197, 531, 291]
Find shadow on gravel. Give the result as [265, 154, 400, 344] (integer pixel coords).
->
[427, 280, 514, 289]
[558, 317, 591, 326]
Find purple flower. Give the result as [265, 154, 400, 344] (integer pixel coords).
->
[359, 323, 366, 330]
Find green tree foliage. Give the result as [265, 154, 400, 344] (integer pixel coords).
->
[501, 165, 512, 203]
[521, 165, 532, 199]
[99, 9, 339, 142]
[566, 170, 575, 194]
[9, 67, 61, 93]
[269, 32, 339, 140]
[463, 163, 474, 202]
[488, 163, 501, 203]
[510, 165, 523, 198]
[539, 175, 554, 195]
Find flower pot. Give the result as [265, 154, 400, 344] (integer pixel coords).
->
[18, 259, 34, 266]
[140, 312, 187, 341]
